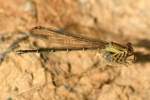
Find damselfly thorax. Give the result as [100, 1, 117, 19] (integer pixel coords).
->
[16, 26, 135, 64]
[102, 42, 135, 64]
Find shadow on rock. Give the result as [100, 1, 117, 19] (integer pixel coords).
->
[134, 52, 150, 63]
[135, 39, 150, 50]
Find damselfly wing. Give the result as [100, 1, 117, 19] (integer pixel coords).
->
[17, 26, 108, 53]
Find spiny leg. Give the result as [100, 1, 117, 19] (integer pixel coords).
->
[121, 52, 128, 63]
[112, 52, 127, 63]
[112, 53, 122, 63]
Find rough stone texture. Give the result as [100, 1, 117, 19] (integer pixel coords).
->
[0, 0, 150, 100]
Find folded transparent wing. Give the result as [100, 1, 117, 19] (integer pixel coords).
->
[29, 26, 108, 50]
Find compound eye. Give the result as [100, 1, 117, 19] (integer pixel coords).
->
[126, 42, 134, 56]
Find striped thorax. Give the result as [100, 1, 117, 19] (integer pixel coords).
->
[102, 42, 135, 64]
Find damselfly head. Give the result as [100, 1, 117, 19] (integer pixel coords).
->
[126, 42, 136, 63]
[126, 42, 134, 56]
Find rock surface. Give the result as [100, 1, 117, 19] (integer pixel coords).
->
[0, 0, 150, 100]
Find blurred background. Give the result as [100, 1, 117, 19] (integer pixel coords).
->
[0, 0, 150, 100]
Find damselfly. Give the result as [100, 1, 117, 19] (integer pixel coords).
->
[16, 26, 135, 64]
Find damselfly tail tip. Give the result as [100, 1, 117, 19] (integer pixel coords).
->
[16, 50, 26, 54]
[16, 49, 40, 54]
